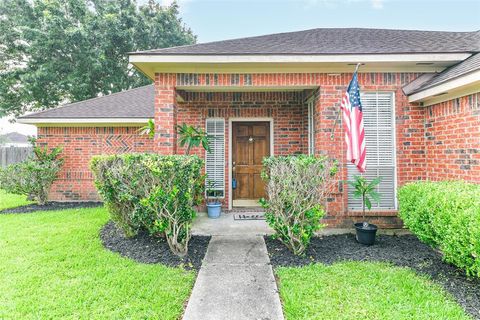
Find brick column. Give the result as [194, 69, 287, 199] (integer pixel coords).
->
[154, 73, 177, 154]
[315, 85, 346, 225]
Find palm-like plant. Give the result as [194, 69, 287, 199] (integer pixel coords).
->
[348, 175, 382, 228]
[138, 119, 155, 138]
[176, 123, 211, 155]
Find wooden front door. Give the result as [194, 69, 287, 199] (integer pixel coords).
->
[232, 122, 270, 202]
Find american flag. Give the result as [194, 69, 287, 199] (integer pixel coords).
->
[340, 72, 366, 173]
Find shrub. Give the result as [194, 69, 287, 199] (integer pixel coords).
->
[0, 144, 63, 205]
[261, 155, 338, 255]
[398, 181, 480, 277]
[90, 154, 154, 237]
[141, 155, 203, 256]
[91, 154, 204, 256]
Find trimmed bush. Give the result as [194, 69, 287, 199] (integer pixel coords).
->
[261, 155, 337, 255]
[91, 154, 203, 256]
[0, 145, 63, 205]
[398, 181, 480, 277]
[90, 154, 153, 237]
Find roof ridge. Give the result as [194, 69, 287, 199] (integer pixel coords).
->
[19, 84, 154, 119]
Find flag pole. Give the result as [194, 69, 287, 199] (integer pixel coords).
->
[330, 63, 362, 140]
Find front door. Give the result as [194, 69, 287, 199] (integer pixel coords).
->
[232, 122, 270, 206]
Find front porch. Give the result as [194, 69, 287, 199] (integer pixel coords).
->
[191, 210, 408, 237]
[174, 88, 318, 211]
[152, 72, 410, 228]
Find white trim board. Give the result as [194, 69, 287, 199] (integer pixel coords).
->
[228, 117, 274, 211]
[17, 118, 151, 126]
[130, 53, 470, 64]
[408, 69, 480, 106]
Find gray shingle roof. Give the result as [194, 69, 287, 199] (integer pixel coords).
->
[404, 53, 480, 95]
[131, 28, 480, 55]
[19, 85, 154, 119]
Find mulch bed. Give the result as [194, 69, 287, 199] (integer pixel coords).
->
[265, 234, 480, 319]
[0, 201, 103, 214]
[100, 221, 210, 271]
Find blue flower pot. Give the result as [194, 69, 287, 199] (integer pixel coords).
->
[206, 202, 222, 219]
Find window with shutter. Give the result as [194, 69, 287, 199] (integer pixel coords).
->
[206, 118, 225, 197]
[347, 92, 396, 210]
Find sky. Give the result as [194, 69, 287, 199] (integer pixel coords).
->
[2, 0, 479, 136]
[170, 0, 480, 43]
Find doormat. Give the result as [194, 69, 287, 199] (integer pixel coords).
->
[233, 212, 266, 220]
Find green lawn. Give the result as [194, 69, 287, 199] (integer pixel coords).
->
[0, 189, 33, 211]
[0, 205, 195, 319]
[277, 261, 470, 320]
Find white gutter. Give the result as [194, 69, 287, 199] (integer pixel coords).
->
[129, 53, 471, 64]
[17, 118, 151, 125]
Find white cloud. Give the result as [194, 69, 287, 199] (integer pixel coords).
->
[370, 0, 384, 9]
[303, 0, 385, 9]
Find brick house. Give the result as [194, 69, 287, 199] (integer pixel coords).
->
[18, 28, 480, 228]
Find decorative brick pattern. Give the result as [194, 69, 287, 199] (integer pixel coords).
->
[37, 127, 154, 200]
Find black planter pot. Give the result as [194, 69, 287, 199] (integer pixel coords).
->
[354, 223, 378, 245]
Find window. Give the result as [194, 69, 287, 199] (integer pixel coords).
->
[348, 92, 396, 210]
[307, 98, 315, 155]
[205, 118, 225, 197]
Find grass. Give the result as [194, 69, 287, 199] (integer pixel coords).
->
[0, 189, 33, 211]
[276, 261, 470, 320]
[0, 206, 195, 319]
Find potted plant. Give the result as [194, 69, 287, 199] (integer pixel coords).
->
[205, 179, 222, 219]
[347, 175, 382, 245]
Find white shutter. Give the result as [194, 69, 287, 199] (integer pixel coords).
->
[206, 118, 225, 197]
[348, 92, 396, 210]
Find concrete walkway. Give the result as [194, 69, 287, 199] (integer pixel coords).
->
[183, 235, 284, 320]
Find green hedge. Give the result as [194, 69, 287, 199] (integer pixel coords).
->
[398, 181, 480, 277]
[90, 154, 203, 256]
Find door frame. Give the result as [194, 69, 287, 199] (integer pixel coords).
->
[228, 117, 274, 210]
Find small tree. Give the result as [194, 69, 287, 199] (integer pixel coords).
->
[177, 123, 211, 155]
[261, 155, 337, 255]
[347, 175, 382, 228]
[0, 139, 63, 205]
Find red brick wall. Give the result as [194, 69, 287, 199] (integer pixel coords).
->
[424, 93, 480, 183]
[156, 72, 425, 227]
[36, 72, 479, 229]
[37, 127, 154, 201]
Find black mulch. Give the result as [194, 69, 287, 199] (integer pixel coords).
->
[100, 221, 210, 271]
[265, 234, 480, 319]
[0, 201, 103, 214]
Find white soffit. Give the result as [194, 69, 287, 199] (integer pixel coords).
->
[130, 53, 471, 79]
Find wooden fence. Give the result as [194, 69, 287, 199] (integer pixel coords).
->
[0, 146, 33, 167]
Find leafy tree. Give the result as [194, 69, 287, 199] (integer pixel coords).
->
[176, 123, 211, 155]
[347, 175, 382, 227]
[0, 0, 196, 117]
